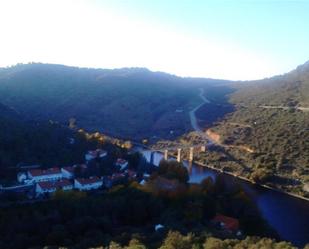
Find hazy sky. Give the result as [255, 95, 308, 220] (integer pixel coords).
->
[0, 0, 308, 80]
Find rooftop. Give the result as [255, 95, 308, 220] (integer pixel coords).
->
[29, 167, 61, 177]
[75, 177, 102, 185]
[212, 214, 239, 231]
[38, 179, 72, 190]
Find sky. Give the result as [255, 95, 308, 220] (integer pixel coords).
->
[0, 0, 308, 80]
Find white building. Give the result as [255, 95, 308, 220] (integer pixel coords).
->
[36, 179, 73, 195]
[139, 179, 146, 185]
[85, 149, 108, 161]
[27, 168, 62, 182]
[74, 177, 103, 191]
[17, 172, 27, 183]
[61, 166, 74, 179]
[116, 158, 128, 171]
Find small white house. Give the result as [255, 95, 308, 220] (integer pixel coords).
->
[74, 177, 103, 191]
[36, 179, 73, 195]
[85, 149, 107, 161]
[17, 172, 27, 183]
[116, 158, 128, 171]
[155, 224, 164, 231]
[28, 168, 63, 182]
[61, 166, 74, 179]
[139, 179, 146, 185]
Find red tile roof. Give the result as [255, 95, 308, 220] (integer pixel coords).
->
[212, 214, 239, 231]
[75, 177, 102, 185]
[38, 179, 72, 190]
[29, 167, 61, 177]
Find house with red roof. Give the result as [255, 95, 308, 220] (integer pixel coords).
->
[27, 167, 62, 182]
[85, 149, 107, 161]
[36, 179, 73, 195]
[212, 214, 240, 232]
[74, 176, 103, 191]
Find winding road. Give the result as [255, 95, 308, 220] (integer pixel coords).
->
[189, 88, 210, 132]
[188, 88, 216, 144]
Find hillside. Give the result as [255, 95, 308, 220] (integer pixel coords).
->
[0, 63, 232, 141]
[205, 61, 309, 196]
[151, 61, 309, 197]
[230, 61, 309, 107]
[0, 102, 106, 182]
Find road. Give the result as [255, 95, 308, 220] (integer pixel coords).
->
[259, 105, 309, 112]
[188, 88, 215, 144]
[189, 88, 210, 132]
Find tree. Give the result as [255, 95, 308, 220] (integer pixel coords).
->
[159, 231, 193, 249]
[203, 238, 226, 249]
[126, 239, 147, 249]
[158, 160, 189, 183]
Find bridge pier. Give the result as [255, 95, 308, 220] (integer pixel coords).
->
[177, 148, 181, 162]
[164, 149, 168, 160]
[150, 151, 155, 164]
[189, 147, 194, 162]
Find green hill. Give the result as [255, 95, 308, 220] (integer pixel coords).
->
[206, 61, 309, 196]
[0, 63, 230, 141]
[0, 102, 104, 180]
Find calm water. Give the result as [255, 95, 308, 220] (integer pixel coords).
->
[142, 150, 309, 248]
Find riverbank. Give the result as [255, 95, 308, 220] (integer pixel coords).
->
[186, 88, 309, 202]
[194, 160, 309, 202]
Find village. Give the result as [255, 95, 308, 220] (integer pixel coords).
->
[0, 147, 245, 237]
[2, 149, 151, 199]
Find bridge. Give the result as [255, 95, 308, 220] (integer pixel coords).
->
[147, 143, 209, 165]
[133, 88, 217, 165]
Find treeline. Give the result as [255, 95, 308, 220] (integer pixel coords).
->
[46, 232, 302, 249]
[0, 106, 118, 182]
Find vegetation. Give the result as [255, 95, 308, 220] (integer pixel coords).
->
[0, 102, 121, 183]
[0, 63, 230, 141]
[209, 61, 309, 197]
[0, 161, 280, 249]
[153, 61, 309, 197]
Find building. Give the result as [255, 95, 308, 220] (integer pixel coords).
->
[85, 149, 107, 161]
[17, 172, 27, 183]
[139, 179, 146, 185]
[36, 179, 73, 195]
[61, 166, 75, 179]
[116, 158, 128, 170]
[74, 177, 103, 191]
[27, 168, 62, 182]
[212, 214, 239, 232]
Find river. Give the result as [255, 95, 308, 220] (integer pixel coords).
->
[141, 150, 309, 248]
